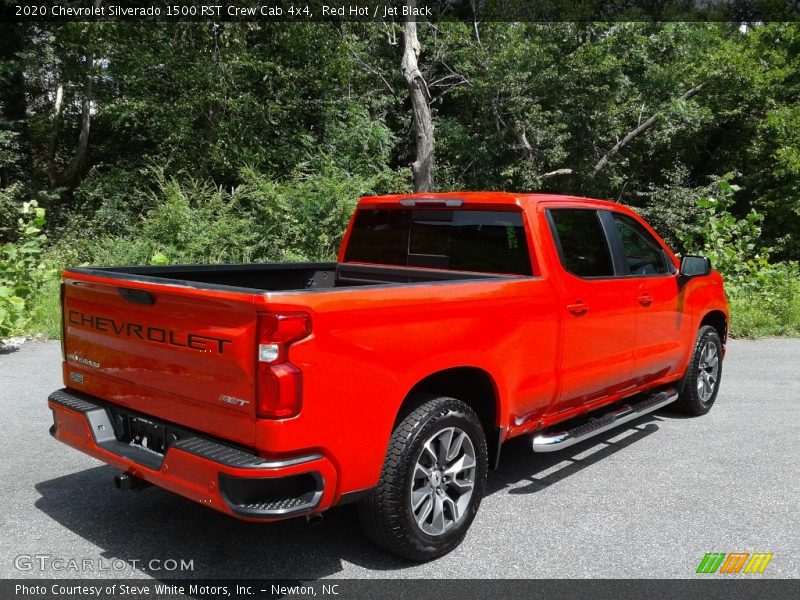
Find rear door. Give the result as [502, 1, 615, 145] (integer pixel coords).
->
[62, 273, 259, 446]
[607, 211, 688, 383]
[544, 207, 640, 412]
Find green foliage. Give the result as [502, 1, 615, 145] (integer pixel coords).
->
[0, 201, 50, 339]
[69, 167, 158, 237]
[728, 285, 800, 339]
[633, 165, 705, 250]
[48, 165, 410, 268]
[3, 22, 799, 339]
[678, 175, 790, 291]
[25, 276, 62, 340]
[679, 174, 800, 337]
[0, 183, 23, 241]
[0, 126, 21, 172]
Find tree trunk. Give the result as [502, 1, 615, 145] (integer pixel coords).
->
[47, 84, 64, 179]
[50, 0, 102, 188]
[401, 1, 434, 193]
[50, 53, 93, 188]
[511, 119, 533, 160]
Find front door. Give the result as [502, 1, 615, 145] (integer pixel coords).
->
[608, 211, 689, 384]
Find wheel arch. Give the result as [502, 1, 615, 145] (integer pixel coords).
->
[700, 309, 728, 345]
[677, 308, 728, 396]
[398, 367, 502, 469]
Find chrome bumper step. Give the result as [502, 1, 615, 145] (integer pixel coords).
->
[532, 387, 679, 453]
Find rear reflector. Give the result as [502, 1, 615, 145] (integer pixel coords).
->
[257, 363, 303, 419]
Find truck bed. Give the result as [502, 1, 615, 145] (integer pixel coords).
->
[60, 261, 524, 448]
[67, 261, 506, 293]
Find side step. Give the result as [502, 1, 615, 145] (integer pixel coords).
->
[532, 387, 679, 453]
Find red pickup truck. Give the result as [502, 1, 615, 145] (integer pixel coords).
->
[49, 192, 728, 560]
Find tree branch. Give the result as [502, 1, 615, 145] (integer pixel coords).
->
[592, 82, 706, 177]
[541, 168, 573, 179]
[347, 44, 395, 94]
[510, 119, 533, 159]
[469, 0, 482, 46]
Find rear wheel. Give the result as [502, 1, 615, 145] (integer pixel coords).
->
[674, 325, 723, 416]
[358, 395, 488, 561]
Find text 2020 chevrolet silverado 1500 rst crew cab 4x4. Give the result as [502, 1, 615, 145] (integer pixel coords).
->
[49, 192, 728, 560]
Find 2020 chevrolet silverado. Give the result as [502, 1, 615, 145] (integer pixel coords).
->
[49, 192, 728, 561]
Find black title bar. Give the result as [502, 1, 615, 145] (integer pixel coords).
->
[3, 0, 800, 22]
[3, 579, 800, 600]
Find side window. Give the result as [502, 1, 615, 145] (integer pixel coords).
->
[612, 213, 672, 276]
[548, 209, 614, 277]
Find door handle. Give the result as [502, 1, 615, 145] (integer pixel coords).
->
[638, 293, 653, 307]
[567, 301, 589, 316]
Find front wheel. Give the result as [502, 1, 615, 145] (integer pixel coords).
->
[358, 395, 488, 561]
[674, 325, 723, 416]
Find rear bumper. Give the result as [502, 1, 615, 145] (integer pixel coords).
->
[48, 388, 337, 521]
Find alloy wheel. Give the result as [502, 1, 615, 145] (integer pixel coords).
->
[697, 339, 720, 403]
[410, 427, 476, 536]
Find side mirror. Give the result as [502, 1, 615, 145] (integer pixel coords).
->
[680, 255, 711, 277]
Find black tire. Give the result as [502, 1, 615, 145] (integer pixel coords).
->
[674, 325, 723, 416]
[358, 395, 488, 561]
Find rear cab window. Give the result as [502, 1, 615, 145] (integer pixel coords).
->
[546, 208, 614, 277]
[344, 209, 533, 276]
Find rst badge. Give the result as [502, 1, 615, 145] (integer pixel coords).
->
[219, 394, 249, 407]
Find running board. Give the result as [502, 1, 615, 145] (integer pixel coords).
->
[532, 388, 679, 453]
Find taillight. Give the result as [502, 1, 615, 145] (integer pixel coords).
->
[256, 312, 311, 419]
[60, 282, 66, 360]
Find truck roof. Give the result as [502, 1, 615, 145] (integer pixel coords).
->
[359, 191, 621, 209]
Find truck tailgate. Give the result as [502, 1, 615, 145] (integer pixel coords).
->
[62, 273, 259, 447]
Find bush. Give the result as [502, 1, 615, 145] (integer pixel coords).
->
[634, 165, 705, 251]
[49, 165, 410, 268]
[679, 174, 800, 337]
[0, 201, 51, 340]
[0, 184, 23, 242]
[69, 166, 159, 238]
[236, 165, 409, 262]
[25, 276, 62, 339]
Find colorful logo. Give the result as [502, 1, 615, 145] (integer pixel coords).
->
[696, 552, 773, 574]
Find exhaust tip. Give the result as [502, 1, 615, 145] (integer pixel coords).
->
[114, 472, 151, 492]
[305, 513, 324, 526]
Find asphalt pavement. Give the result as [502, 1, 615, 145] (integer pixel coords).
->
[1, 339, 798, 579]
